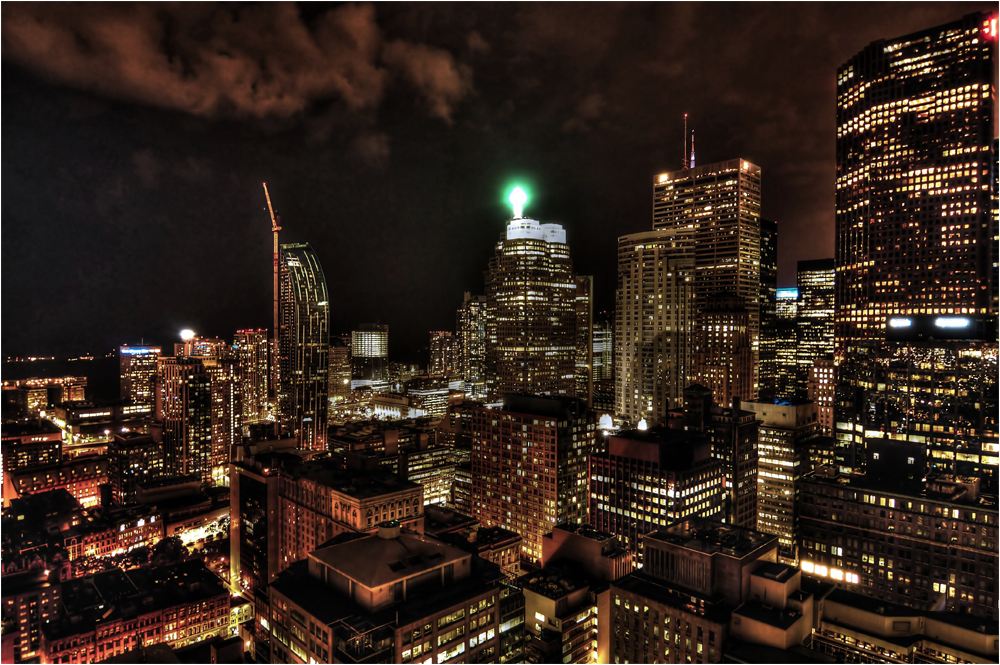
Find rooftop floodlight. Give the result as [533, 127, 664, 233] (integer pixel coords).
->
[509, 186, 528, 219]
[180, 329, 196, 341]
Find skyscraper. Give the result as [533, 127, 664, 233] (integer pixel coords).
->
[795, 259, 835, 398]
[653, 158, 763, 392]
[742, 399, 821, 564]
[774, 288, 799, 401]
[758, 218, 779, 400]
[835, 12, 996, 343]
[159, 356, 213, 483]
[327, 334, 351, 404]
[591, 312, 614, 382]
[485, 213, 578, 400]
[351, 323, 388, 389]
[203, 356, 242, 486]
[590, 427, 724, 563]
[457, 293, 488, 398]
[278, 243, 329, 451]
[471, 395, 596, 564]
[692, 293, 754, 408]
[574, 274, 594, 407]
[615, 229, 696, 425]
[835, 12, 998, 475]
[429, 330, 456, 375]
[119, 345, 161, 405]
[234, 329, 269, 428]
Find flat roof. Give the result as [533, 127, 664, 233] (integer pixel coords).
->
[732, 602, 803, 630]
[310, 529, 470, 589]
[752, 562, 798, 582]
[521, 568, 589, 600]
[282, 459, 421, 499]
[645, 517, 776, 559]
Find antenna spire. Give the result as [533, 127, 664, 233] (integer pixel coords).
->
[690, 130, 696, 169]
[682, 114, 688, 170]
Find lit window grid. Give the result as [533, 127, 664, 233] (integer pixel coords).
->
[834, 15, 995, 344]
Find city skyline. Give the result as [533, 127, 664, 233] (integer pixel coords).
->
[4, 2, 994, 359]
[1, 6, 997, 665]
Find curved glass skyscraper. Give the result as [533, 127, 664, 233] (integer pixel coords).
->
[278, 243, 329, 450]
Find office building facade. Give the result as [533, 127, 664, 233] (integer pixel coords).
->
[693, 293, 754, 408]
[234, 328, 270, 428]
[159, 356, 213, 484]
[615, 229, 696, 425]
[278, 243, 330, 451]
[795, 259, 835, 398]
[470, 395, 596, 564]
[834, 13, 998, 477]
[653, 158, 763, 393]
[758, 219, 779, 400]
[485, 217, 578, 400]
[352, 323, 389, 389]
[742, 399, 821, 563]
[119, 345, 161, 405]
[590, 427, 724, 563]
[456, 293, 488, 398]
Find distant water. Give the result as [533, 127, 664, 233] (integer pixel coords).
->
[2, 356, 120, 401]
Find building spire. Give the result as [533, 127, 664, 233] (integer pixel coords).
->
[682, 114, 688, 170]
[690, 130, 696, 169]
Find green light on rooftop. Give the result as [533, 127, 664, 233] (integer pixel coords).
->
[508, 186, 528, 218]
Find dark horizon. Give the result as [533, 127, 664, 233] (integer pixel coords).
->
[3, 2, 993, 359]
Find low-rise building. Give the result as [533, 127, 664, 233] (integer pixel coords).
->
[810, 587, 999, 664]
[278, 458, 425, 568]
[268, 523, 519, 664]
[1, 420, 62, 476]
[605, 518, 778, 664]
[40, 560, 230, 663]
[4, 455, 108, 509]
[798, 467, 998, 621]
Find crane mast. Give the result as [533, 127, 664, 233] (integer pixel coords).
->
[263, 183, 282, 414]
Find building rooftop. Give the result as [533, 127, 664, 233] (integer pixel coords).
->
[547, 522, 618, 545]
[309, 527, 470, 589]
[500, 394, 588, 419]
[724, 640, 835, 664]
[281, 458, 421, 500]
[520, 567, 589, 600]
[803, 467, 997, 508]
[1, 419, 62, 437]
[825, 588, 998, 635]
[274, 545, 506, 628]
[645, 518, 776, 559]
[732, 602, 803, 630]
[752, 561, 798, 582]
[607, 427, 713, 468]
[45, 560, 227, 641]
[613, 572, 730, 624]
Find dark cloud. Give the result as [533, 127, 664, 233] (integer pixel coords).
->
[382, 40, 473, 124]
[351, 132, 392, 170]
[1, 2, 473, 121]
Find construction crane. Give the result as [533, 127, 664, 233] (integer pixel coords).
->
[263, 183, 281, 408]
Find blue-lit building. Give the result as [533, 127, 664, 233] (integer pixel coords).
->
[119, 345, 161, 405]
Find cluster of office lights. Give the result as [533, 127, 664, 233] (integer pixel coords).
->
[888, 317, 970, 328]
[801, 560, 860, 584]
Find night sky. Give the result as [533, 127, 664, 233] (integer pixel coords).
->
[3, 2, 991, 360]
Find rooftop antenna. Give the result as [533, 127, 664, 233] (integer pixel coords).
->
[690, 130, 696, 169]
[682, 114, 688, 170]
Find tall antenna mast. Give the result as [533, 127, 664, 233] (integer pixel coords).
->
[682, 114, 688, 169]
[690, 130, 696, 169]
[262, 183, 282, 410]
